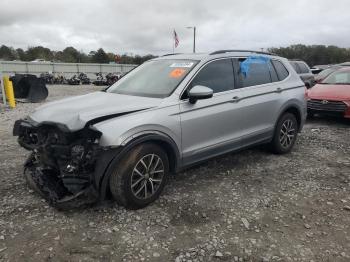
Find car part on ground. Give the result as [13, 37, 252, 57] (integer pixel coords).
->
[67, 75, 81, 85]
[93, 73, 107, 86]
[78, 73, 91, 85]
[105, 73, 119, 86]
[13, 50, 307, 209]
[10, 74, 48, 103]
[53, 74, 67, 84]
[289, 60, 316, 89]
[307, 67, 350, 119]
[40, 73, 55, 84]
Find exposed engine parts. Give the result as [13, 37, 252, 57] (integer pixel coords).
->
[14, 119, 103, 207]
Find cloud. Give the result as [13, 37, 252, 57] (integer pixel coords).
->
[1, 0, 350, 54]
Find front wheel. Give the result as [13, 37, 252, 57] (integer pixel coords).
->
[307, 110, 315, 119]
[109, 143, 169, 209]
[270, 113, 298, 154]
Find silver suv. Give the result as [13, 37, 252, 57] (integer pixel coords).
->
[13, 50, 307, 209]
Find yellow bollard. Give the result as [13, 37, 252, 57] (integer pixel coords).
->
[3, 76, 16, 108]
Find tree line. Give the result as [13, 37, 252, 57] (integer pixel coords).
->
[1, 44, 350, 66]
[268, 44, 350, 66]
[0, 45, 157, 65]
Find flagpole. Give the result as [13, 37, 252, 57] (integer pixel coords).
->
[172, 29, 175, 54]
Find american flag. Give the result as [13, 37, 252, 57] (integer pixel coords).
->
[174, 30, 179, 48]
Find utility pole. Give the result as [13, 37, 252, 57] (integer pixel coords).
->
[186, 26, 196, 53]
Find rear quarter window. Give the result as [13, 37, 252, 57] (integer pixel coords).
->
[271, 60, 289, 81]
[290, 62, 301, 74]
[297, 62, 310, 74]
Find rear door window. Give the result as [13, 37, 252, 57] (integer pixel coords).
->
[237, 58, 272, 87]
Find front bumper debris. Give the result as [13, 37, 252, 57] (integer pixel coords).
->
[14, 118, 108, 208]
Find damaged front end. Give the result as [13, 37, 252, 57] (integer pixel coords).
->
[13, 118, 103, 208]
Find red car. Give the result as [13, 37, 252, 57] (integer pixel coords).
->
[307, 68, 350, 118]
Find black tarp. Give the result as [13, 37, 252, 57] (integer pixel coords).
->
[10, 74, 48, 103]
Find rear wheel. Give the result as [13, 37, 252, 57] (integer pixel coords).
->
[270, 113, 298, 154]
[109, 143, 169, 209]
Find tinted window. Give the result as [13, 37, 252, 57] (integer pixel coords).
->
[238, 59, 272, 87]
[290, 61, 301, 73]
[298, 62, 310, 73]
[272, 60, 289, 81]
[268, 61, 279, 82]
[190, 59, 235, 93]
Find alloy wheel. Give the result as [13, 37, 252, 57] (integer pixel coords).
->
[130, 154, 164, 199]
[279, 119, 295, 148]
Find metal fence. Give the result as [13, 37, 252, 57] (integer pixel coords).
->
[0, 61, 137, 80]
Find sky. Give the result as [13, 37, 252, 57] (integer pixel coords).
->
[1, 0, 350, 55]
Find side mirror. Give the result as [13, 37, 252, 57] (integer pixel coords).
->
[188, 85, 213, 104]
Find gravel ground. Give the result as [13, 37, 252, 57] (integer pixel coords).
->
[0, 85, 349, 262]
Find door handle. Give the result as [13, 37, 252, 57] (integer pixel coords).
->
[231, 96, 240, 103]
[276, 87, 282, 93]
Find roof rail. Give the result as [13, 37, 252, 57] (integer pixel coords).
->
[210, 49, 274, 56]
[162, 53, 182, 57]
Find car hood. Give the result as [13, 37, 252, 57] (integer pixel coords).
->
[30, 91, 161, 131]
[308, 84, 350, 101]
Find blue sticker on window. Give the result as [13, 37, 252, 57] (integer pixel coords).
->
[240, 56, 271, 77]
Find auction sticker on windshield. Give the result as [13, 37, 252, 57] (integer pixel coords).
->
[169, 68, 186, 78]
[170, 62, 194, 68]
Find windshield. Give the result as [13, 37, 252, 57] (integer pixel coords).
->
[316, 67, 337, 80]
[321, 70, 350, 85]
[107, 59, 198, 98]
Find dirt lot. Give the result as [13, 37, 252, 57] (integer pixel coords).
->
[0, 85, 349, 262]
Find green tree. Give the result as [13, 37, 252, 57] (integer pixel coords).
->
[0, 45, 17, 60]
[16, 48, 26, 61]
[60, 47, 80, 63]
[91, 48, 109, 63]
[25, 46, 53, 61]
[268, 44, 350, 66]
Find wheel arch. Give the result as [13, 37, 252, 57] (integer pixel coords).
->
[277, 103, 304, 132]
[98, 132, 181, 200]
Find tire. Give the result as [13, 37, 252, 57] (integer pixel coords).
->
[307, 110, 315, 119]
[270, 113, 298, 154]
[109, 143, 169, 209]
